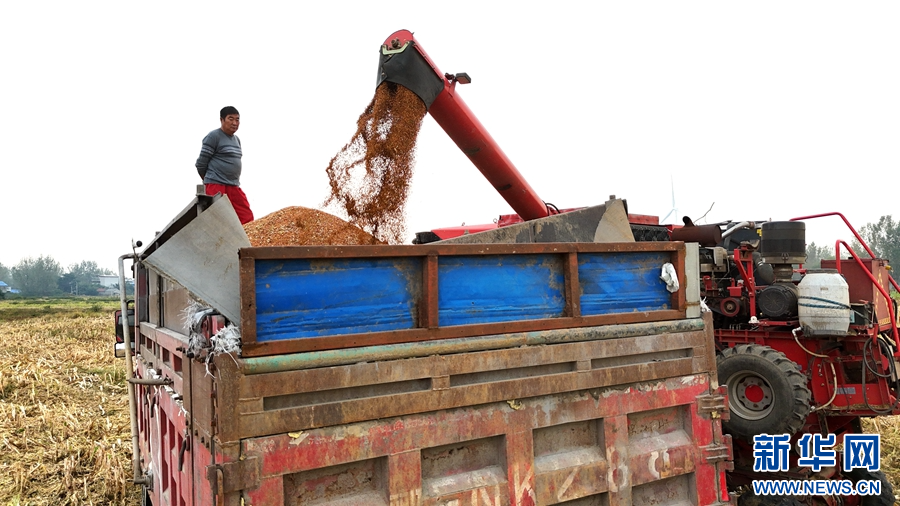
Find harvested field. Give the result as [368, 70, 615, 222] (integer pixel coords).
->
[0, 298, 140, 505]
[864, 417, 900, 484]
[243, 206, 381, 247]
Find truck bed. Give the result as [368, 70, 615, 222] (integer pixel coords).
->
[128, 197, 729, 505]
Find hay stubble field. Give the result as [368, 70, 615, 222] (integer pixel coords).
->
[0, 298, 140, 505]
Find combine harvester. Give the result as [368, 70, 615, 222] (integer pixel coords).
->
[114, 29, 736, 505]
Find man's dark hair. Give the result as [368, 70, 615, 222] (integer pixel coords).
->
[220, 106, 240, 119]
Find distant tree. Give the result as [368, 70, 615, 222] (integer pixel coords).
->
[12, 255, 63, 296]
[805, 241, 835, 270]
[0, 261, 9, 283]
[58, 260, 114, 296]
[857, 215, 900, 265]
[58, 272, 97, 296]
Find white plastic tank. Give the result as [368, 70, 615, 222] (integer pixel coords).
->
[798, 269, 851, 336]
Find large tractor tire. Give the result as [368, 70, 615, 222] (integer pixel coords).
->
[844, 468, 894, 506]
[718, 344, 811, 440]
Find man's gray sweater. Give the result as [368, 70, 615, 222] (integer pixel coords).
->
[196, 128, 242, 186]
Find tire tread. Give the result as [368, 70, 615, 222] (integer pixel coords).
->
[718, 344, 811, 440]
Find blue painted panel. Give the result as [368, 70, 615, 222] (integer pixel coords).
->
[254, 258, 420, 341]
[578, 252, 671, 315]
[437, 254, 565, 326]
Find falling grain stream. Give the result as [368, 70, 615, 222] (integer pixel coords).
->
[245, 82, 426, 247]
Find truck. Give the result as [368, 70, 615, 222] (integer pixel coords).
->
[114, 30, 733, 505]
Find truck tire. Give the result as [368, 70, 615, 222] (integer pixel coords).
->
[844, 468, 894, 506]
[718, 344, 811, 440]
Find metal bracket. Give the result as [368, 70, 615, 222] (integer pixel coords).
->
[701, 442, 730, 464]
[129, 377, 173, 386]
[701, 434, 734, 472]
[697, 386, 730, 422]
[135, 470, 153, 489]
[206, 457, 260, 494]
[178, 429, 190, 472]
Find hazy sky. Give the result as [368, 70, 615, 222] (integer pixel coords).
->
[3, 2, 898, 272]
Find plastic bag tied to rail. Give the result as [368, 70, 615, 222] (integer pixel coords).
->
[660, 262, 680, 293]
[182, 300, 242, 372]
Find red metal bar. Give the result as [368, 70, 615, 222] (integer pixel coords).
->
[833, 239, 900, 353]
[790, 211, 900, 293]
[381, 30, 551, 221]
[731, 246, 758, 321]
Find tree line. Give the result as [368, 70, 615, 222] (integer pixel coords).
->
[805, 215, 900, 272]
[0, 257, 117, 297]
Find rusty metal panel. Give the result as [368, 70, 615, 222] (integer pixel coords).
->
[220, 325, 710, 442]
[240, 327, 705, 397]
[237, 373, 727, 506]
[138, 323, 188, 394]
[134, 353, 194, 506]
[631, 475, 694, 506]
[190, 359, 216, 443]
[564, 252, 581, 318]
[240, 319, 706, 374]
[421, 437, 509, 504]
[533, 419, 608, 503]
[282, 457, 389, 505]
[239, 256, 257, 345]
[421, 255, 439, 328]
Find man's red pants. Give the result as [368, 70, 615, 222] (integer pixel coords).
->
[205, 184, 254, 224]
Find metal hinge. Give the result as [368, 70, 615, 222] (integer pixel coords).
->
[701, 434, 734, 472]
[207, 456, 260, 494]
[701, 442, 730, 464]
[697, 385, 730, 422]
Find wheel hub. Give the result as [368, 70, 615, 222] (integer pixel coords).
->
[728, 372, 774, 421]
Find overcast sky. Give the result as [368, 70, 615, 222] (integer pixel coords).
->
[2, 2, 898, 272]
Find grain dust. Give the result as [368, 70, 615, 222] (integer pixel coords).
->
[323, 82, 427, 244]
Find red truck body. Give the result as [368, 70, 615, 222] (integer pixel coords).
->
[119, 195, 732, 506]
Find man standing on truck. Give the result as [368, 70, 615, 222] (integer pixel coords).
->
[196, 106, 254, 224]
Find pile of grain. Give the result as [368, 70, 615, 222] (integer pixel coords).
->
[243, 206, 381, 246]
[323, 82, 427, 244]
